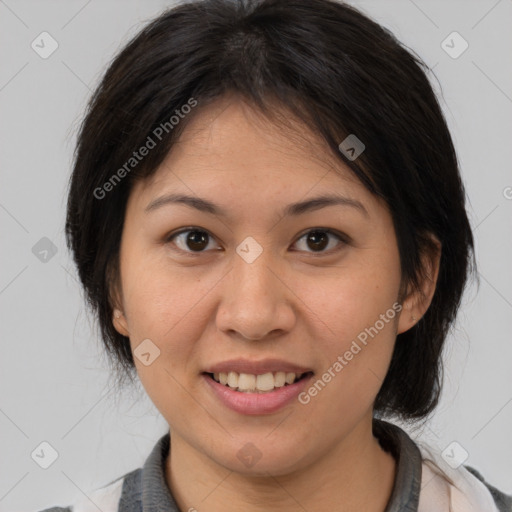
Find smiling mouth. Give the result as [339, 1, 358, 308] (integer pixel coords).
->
[204, 371, 314, 393]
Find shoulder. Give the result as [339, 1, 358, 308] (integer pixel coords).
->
[34, 432, 170, 512]
[464, 465, 512, 512]
[418, 443, 512, 512]
[34, 469, 140, 512]
[375, 419, 512, 512]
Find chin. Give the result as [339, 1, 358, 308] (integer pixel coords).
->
[208, 438, 312, 477]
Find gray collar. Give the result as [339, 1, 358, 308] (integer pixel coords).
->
[118, 418, 423, 511]
[374, 419, 422, 511]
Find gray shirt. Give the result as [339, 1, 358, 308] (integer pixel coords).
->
[37, 419, 512, 512]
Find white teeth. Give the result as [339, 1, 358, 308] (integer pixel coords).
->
[227, 371, 238, 388]
[274, 371, 286, 387]
[210, 371, 306, 392]
[256, 372, 275, 391]
[238, 373, 256, 391]
[285, 372, 296, 385]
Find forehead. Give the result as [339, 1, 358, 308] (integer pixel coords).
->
[131, 96, 375, 211]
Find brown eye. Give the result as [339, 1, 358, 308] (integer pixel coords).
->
[306, 231, 329, 251]
[167, 228, 217, 253]
[165, 227, 348, 256]
[293, 229, 347, 254]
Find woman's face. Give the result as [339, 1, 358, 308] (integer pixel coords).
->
[113, 96, 418, 475]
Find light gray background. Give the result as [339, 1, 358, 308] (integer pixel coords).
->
[1, 0, 511, 510]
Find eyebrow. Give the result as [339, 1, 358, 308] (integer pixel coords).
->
[144, 192, 369, 218]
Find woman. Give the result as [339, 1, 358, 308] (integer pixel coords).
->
[38, 0, 512, 510]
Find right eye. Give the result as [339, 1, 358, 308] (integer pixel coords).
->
[165, 227, 221, 254]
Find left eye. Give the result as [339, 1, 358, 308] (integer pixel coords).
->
[293, 229, 347, 254]
[166, 228, 347, 255]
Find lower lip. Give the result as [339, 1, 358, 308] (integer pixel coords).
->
[202, 373, 314, 415]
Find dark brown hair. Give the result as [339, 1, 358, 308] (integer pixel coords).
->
[65, 0, 476, 422]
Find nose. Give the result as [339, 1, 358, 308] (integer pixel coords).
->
[215, 245, 296, 341]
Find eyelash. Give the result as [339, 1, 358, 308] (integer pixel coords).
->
[164, 227, 350, 256]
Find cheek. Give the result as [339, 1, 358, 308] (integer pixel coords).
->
[291, 257, 400, 416]
[121, 261, 208, 418]
[292, 258, 401, 346]
[298, 308, 398, 431]
[121, 255, 221, 384]
[121, 253, 199, 336]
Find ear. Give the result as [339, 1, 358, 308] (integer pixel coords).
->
[397, 235, 441, 334]
[109, 273, 130, 337]
[112, 307, 130, 337]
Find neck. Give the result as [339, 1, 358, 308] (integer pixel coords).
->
[166, 417, 396, 512]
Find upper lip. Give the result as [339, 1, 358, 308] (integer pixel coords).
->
[204, 358, 314, 376]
